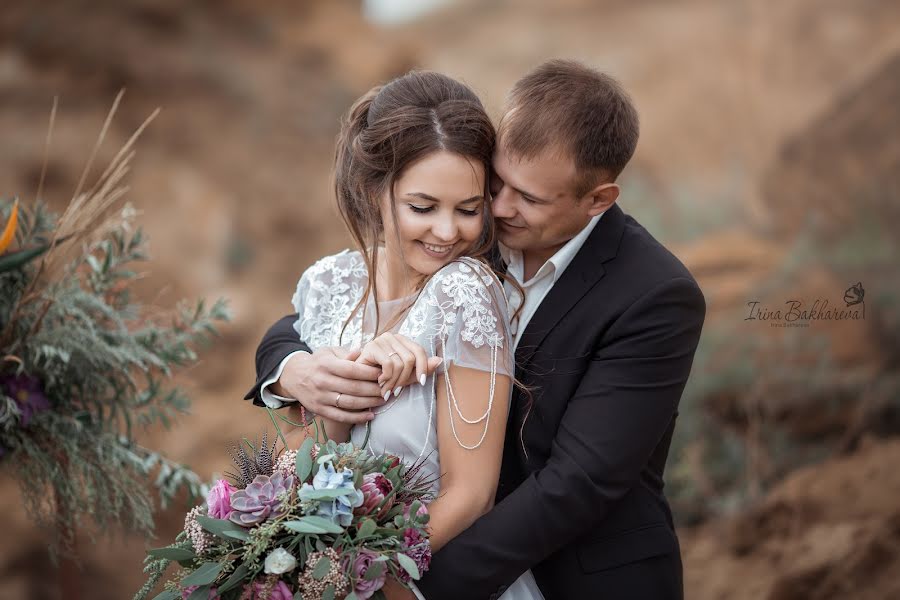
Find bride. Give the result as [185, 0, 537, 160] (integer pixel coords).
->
[282, 71, 543, 600]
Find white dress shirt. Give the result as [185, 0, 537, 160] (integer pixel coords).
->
[260, 212, 604, 405]
[502, 212, 604, 350]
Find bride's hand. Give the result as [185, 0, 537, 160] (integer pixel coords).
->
[358, 333, 442, 400]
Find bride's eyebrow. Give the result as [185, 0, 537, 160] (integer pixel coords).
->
[406, 192, 484, 204]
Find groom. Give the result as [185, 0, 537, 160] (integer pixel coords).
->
[246, 60, 705, 600]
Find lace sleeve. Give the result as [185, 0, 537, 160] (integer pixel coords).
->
[291, 250, 367, 350]
[417, 258, 513, 451]
[423, 258, 514, 379]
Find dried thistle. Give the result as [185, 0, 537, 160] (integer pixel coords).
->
[226, 431, 280, 488]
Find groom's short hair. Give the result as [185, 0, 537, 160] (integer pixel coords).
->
[501, 59, 639, 194]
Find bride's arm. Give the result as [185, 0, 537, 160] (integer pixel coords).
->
[426, 365, 511, 553]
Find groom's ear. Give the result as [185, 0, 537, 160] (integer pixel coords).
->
[583, 181, 620, 217]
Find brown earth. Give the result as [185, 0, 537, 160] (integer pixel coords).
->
[682, 436, 900, 600]
[1, 0, 899, 598]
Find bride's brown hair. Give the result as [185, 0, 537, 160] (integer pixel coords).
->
[334, 71, 497, 338]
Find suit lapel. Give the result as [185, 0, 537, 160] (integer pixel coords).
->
[514, 204, 626, 368]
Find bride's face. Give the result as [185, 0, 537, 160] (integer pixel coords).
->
[381, 150, 487, 279]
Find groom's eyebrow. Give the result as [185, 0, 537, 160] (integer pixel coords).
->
[406, 192, 484, 204]
[496, 173, 550, 204]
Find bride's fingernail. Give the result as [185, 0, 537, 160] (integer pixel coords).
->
[419, 374, 426, 386]
[394, 386, 402, 397]
[383, 390, 391, 402]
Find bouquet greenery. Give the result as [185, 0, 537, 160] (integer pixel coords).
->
[137, 431, 436, 600]
[0, 96, 227, 556]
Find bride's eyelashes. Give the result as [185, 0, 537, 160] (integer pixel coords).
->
[406, 204, 480, 217]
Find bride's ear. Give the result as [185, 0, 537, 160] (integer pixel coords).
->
[583, 182, 620, 217]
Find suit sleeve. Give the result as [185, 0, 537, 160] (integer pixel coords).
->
[243, 313, 311, 406]
[416, 277, 706, 600]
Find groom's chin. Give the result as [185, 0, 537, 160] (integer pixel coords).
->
[496, 230, 527, 250]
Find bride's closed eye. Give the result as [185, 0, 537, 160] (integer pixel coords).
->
[407, 204, 480, 216]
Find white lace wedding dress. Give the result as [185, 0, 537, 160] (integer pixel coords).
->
[291, 249, 544, 600]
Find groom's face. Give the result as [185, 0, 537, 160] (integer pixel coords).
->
[490, 144, 595, 256]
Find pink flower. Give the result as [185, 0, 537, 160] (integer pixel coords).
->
[181, 586, 218, 599]
[250, 580, 292, 600]
[351, 549, 386, 599]
[397, 528, 432, 584]
[356, 472, 393, 517]
[206, 479, 237, 520]
[402, 501, 429, 520]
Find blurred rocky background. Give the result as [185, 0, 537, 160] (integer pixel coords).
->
[1, 0, 899, 598]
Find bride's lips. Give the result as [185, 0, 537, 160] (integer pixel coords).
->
[418, 240, 455, 259]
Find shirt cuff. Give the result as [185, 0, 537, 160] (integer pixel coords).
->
[410, 583, 427, 600]
[259, 350, 308, 409]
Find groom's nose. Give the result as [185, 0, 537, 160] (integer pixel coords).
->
[491, 185, 516, 219]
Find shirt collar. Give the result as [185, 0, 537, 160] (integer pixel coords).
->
[500, 211, 605, 285]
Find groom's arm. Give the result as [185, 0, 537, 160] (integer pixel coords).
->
[243, 314, 404, 422]
[416, 277, 706, 600]
[243, 314, 310, 407]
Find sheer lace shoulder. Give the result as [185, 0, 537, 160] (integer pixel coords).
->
[291, 249, 368, 350]
[399, 257, 513, 450]
[399, 257, 513, 377]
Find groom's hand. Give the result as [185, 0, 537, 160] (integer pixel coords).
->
[274, 347, 384, 424]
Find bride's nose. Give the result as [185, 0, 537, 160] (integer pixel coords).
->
[432, 216, 458, 242]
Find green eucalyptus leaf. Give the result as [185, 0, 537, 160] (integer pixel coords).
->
[297, 438, 315, 481]
[297, 487, 357, 501]
[357, 518, 376, 539]
[217, 563, 250, 593]
[322, 583, 335, 600]
[284, 516, 344, 535]
[181, 562, 223, 587]
[396, 553, 420, 580]
[195, 515, 250, 541]
[363, 560, 385, 582]
[312, 555, 331, 580]
[147, 546, 196, 561]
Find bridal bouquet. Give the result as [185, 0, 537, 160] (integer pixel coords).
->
[137, 433, 435, 600]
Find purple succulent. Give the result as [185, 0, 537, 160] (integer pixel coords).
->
[0, 373, 50, 427]
[229, 472, 295, 527]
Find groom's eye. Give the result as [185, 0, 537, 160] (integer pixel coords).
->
[489, 174, 504, 196]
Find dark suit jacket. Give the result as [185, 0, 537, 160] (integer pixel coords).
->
[246, 205, 705, 600]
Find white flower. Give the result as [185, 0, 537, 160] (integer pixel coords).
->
[264, 547, 298, 575]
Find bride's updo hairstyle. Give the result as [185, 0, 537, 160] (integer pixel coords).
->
[333, 71, 497, 336]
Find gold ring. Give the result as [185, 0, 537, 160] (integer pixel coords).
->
[387, 352, 398, 358]
[335, 393, 343, 409]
